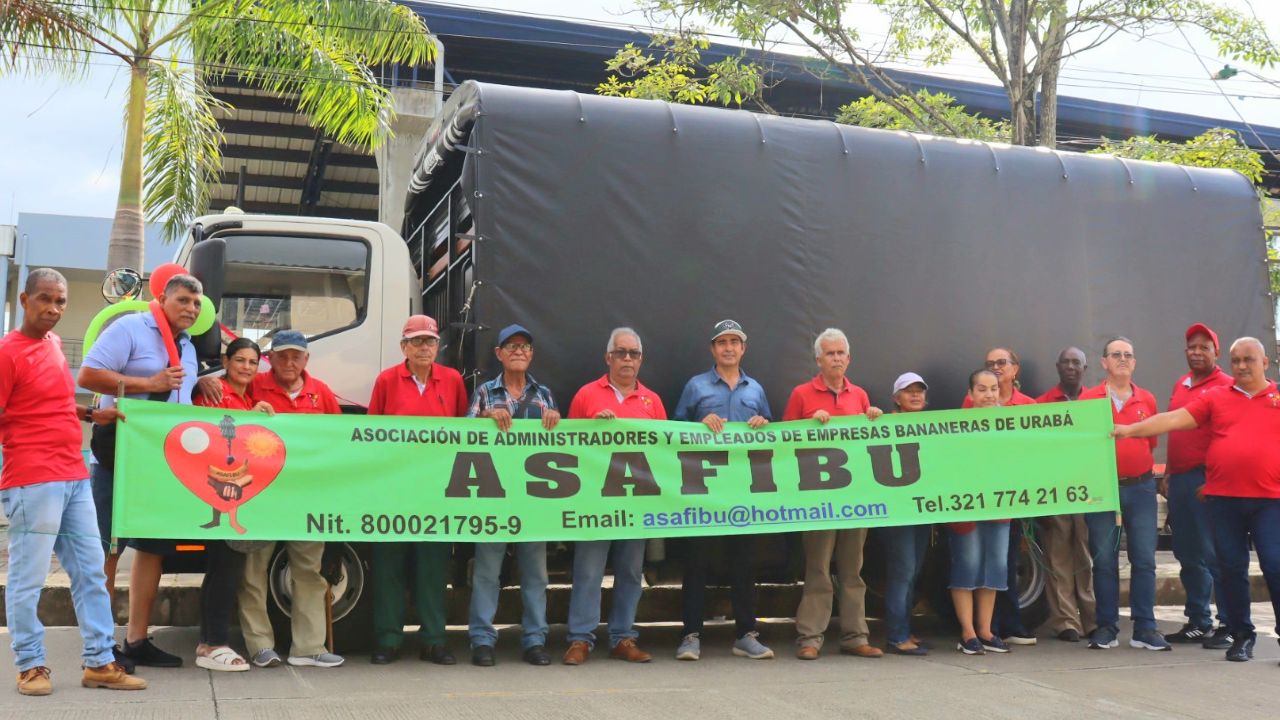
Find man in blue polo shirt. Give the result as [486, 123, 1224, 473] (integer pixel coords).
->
[673, 320, 774, 661]
[78, 273, 202, 670]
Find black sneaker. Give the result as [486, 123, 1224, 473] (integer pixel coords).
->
[1056, 629, 1080, 643]
[1163, 622, 1212, 644]
[1202, 625, 1233, 650]
[122, 637, 183, 668]
[111, 645, 137, 675]
[1225, 632, 1255, 662]
[471, 645, 495, 667]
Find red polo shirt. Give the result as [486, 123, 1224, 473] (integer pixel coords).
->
[1183, 381, 1280, 498]
[1080, 382, 1158, 478]
[782, 375, 871, 421]
[1166, 367, 1234, 475]
[0, 331, 87, 489]
[368, 362, 467, 418]
[568, 375, 667, 420]
[194, 378, 257, 411]
[961, 389, 1037, 408]
[251, 371, 341, 415]
[1035, 385, 1079, 404]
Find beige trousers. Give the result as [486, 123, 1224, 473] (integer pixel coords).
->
[1039, 514, 1096, 634]
[237, 541, 329, 657]
[795, 528, 869, 648]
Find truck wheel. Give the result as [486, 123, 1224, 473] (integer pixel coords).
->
[1015, 539, 1050, 631]
[265, 542, 374, 654]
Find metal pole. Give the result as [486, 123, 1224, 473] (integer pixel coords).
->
[433, 37, 445, 114]
[13, 233, 28, 328]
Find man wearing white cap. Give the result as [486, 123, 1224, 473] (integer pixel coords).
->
[673, 320, 774, 661]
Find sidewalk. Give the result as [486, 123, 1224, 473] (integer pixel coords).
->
[0, 609, 1276, 720]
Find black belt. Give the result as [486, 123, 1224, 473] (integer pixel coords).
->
[1118, 471, 1154, 487]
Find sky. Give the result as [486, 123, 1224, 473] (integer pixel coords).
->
[2, 0, 1279, 224]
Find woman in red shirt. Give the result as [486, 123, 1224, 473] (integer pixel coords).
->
[191, 337, 272, 671]
[949, 368, 1012, 656]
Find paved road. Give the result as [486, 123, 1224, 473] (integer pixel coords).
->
[2, 607, 1276, 719]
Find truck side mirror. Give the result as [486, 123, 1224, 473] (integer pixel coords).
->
[189, 238, 227, 363]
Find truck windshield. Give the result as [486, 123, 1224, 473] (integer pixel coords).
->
[218, 234, 369, 344]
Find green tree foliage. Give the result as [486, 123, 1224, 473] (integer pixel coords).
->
[652, 1, 1278, 147]
[597, 33, 771, 110]
[837, 90, 1010, 140]
[1, 0, 435, 270]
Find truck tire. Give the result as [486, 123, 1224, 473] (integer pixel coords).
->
[265, 542, 374, 654]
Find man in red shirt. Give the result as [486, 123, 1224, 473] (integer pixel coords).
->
[366, 315, 467, 667]
[784, 328, 884, 660]
[1034, 347, 1096, 643]
[1163, 323, 1235, 648]
[563, 327, 666, 666]
[1078, 337, 1168, 651]
[1116, 337, 1280, 662]
[239, 330, 345, 669]
[0, 269, 145, 694]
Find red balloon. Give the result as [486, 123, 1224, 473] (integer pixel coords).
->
[149, 262, 187, 298]
[149, 300, 181, 367]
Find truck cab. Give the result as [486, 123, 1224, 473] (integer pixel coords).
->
[179, 213, 416, 407]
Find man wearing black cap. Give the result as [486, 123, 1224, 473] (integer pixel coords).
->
[673, 320, 773, 661]
[1163, 323, 1234, 648]
[465, 324, 561, 667]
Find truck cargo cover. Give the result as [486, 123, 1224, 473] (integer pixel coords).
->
[407, 81, 1270, 416]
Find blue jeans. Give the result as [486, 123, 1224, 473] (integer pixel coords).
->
[948, 522, 1008, 590]
[1205, 496, 1280, 638]
[1085, 478, 1158, 632]
[1167, 469, 1222, 627]
[879, 524, 930, 644]
[566, 539, 645, 648]
[1, 480, 115, 671]
[468, 541, 549, 649]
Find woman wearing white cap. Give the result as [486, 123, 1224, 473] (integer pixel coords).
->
[881, 373, 933, 656]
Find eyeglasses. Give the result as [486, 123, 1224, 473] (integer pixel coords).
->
[609, 349, 643, 360]
[404, 336, 439, 347]
[501, 342, 533, 354]
[985, 358, 1015, 369]
[1106, 351, 1135, 360]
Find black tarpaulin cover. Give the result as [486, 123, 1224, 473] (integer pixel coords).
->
[406, 81, 1269, 416]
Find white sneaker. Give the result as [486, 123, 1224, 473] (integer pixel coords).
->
[287, 652, 345, 668]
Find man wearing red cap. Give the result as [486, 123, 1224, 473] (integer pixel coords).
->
[367, 315, 467, 666]
[1162, 323, 1233, 649]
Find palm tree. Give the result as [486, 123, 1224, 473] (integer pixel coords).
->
[1, 0, 434, 270]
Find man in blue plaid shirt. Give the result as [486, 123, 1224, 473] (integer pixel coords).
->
[465, 324, 560, 667]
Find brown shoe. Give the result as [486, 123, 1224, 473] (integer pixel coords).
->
[562, 641, 591, 666]
[17, 666, 52, 696]
[840, 644, 884, 658]
[796, 645, 820, 660]
[607, 638, 652, 663]
[82, 662, 147, 691]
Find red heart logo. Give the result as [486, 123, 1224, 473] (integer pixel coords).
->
[163, 419, 286, 534]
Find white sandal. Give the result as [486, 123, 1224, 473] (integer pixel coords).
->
[195, 646, 250, 672]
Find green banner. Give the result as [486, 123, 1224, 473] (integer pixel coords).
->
[114, 398, 1119, 542]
